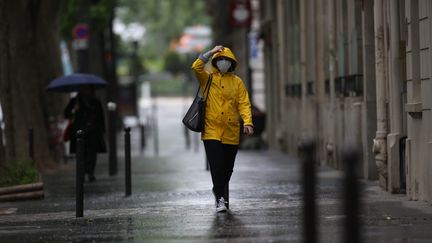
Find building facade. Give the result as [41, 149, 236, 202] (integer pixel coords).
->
[258, 0, 432, 202]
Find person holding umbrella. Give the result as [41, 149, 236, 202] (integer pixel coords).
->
[47, 74, 108, 182]
[64, 84, 106, 182]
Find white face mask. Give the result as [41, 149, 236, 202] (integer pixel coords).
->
[216, 59, 232, 73]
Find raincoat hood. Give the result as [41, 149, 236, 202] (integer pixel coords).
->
[191, 49, 253, 145]
[211, 47, 238, 72]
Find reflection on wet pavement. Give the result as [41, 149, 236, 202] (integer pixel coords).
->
[1, 98, 432, 242]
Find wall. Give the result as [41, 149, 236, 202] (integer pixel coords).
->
[259, 0, 377, 179]
[258, 0, 432, 203]
[405, 0, 432, 201]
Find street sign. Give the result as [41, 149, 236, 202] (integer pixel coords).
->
[230, 0, 251, 28]
[72, 39, 88, 50]
[72, 24, 89, 50]
[73, 24, 90, 40]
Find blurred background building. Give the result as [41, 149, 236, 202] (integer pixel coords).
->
[205, 0, 432, 203]
[252, 0, 432, 203]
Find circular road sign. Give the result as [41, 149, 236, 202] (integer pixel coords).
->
[73, 24, 89, 40]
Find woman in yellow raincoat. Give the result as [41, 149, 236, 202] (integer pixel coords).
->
[192, 45, 254, 213]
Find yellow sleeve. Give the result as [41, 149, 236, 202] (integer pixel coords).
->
[237, 78, 253, 126]
[191, 58, 210, 88]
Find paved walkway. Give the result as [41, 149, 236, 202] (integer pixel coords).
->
[1, 97, 432, 242]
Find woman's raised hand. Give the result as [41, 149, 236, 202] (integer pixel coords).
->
[211, 45, 224, 54]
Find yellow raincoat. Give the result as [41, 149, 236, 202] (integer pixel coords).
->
[191, 48, 253, 145]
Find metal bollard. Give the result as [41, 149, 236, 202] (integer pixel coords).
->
[194, 132, 199, 152]
[140, 124, 146, 152]
[108, 102, 118, 176]
[299, 139, 317, 243]
[152, 104, 159, 156]
[184, 125, 190, 150]
[75, 130, 85, 217]
[124, 127, 132, 196]
[153, 118, 159, 156]
[28, 128, 34, 164]
[223, 184, 229, 209]
[342, 147, 361, 243]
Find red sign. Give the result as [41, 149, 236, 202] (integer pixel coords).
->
[73, 24, 90, 40]
[230, 0, 252, 28]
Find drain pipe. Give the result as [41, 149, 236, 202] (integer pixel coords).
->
[372, 0, 388, 190]
[327, 0, 337, 164]
[387, 0, 404, 193]
[300, 0, 308, 136]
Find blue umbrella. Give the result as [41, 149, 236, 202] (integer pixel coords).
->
[46, 73, 108, 92]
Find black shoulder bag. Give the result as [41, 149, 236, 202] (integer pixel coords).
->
[182, 75, 212, 132]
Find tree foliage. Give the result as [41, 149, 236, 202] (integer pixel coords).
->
[60, 0, 117, 39]
[164, 51, 187, 75]
[117, 0, 210, 64]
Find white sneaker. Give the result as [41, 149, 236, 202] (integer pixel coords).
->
[216, 197, 227, 213]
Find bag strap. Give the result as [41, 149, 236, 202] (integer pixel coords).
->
[202, 74, 212, 100]
[195, 74, 213, 99]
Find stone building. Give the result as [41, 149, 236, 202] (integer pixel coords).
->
[257, 0, 432, 202]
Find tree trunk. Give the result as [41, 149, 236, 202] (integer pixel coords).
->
[0, 0, 64, 168]
[0, 126, 4, 162]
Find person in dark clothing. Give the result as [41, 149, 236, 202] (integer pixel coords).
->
[64, 85, 106, 182]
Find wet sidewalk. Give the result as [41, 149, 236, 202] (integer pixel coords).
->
[1, 97, 432, 242]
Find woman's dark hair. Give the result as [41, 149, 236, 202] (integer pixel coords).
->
[79, 84, 96, 96]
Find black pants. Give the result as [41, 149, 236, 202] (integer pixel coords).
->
[203, 140, 239, 199]
[84, 136, 98, 176]
[84, 148, 97, 176]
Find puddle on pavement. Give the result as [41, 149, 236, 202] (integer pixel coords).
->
[0, 208, 17, 215]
